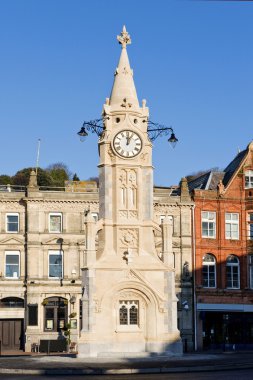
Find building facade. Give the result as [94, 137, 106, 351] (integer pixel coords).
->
[190, 142, 253, 351]
[0, 27, 194, 355]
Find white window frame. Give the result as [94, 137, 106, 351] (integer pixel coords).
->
[249, 255, 253, 289]
[6, 213, 19, 233]
[245, 170, 253, 189]
[48, 250, 63, 279]
[247, 213, 253, 240]
[201, 211, 216, 238]
[202, 254, 216, 288]
[226, 255, 240, 289]
[49, 213, 62, 233]
[5, 251, 20, 279]
[225, 213, 239, 240]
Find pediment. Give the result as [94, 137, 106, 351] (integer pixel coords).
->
[0, 236, 24, 245]
[42, 237, 69, 245]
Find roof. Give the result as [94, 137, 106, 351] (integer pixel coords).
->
[188, 146, 249, 193]
[188, 171, 224, 192]
[222, 149, 248, 187]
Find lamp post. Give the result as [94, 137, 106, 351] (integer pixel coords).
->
[77, 117, 178, 147]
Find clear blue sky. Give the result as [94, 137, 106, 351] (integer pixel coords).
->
[0, 0, 252, 186]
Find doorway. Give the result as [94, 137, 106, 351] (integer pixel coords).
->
[0, 319, 24, 351]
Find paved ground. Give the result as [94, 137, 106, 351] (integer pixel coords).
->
[0, 351, 253, 375]
[0, 350, 253, 375]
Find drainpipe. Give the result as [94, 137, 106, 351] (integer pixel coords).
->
[192, 204, 197, 351]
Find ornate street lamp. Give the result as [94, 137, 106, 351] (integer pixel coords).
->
[77, 118, 178, 148]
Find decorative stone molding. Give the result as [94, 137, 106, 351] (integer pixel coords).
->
[26, 201, 99, 212]
[108, 146, 116, 161]
[119, 228, 138, 248]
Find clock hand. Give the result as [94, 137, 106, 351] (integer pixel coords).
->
[126, 132, 133, 146]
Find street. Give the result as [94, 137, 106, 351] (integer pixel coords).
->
[0, 368, 253, 379]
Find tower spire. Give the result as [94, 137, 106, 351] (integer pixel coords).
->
[109, 26, 139, 109]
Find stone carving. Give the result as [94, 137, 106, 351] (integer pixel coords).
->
[0, 203, 24, 211]
[119, 210, 128, 218]
[129, 210, 138, 219]
[120, 229, 138, 248]
[94, 299, 101, 313]
[128, 170, 137, 186]
[140, 152, 148, 162]
[108, 146, 116, 161]
[119, 169, 127, 185]
[218, 180, 225, 196]
[119, 291, 139, 300]
[117, 26, 131, 48]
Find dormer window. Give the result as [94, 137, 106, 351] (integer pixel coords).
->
[245, 170, 253, 189]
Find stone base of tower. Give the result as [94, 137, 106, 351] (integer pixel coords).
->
[77, 337, 183, 358]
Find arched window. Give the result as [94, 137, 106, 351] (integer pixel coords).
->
[202, 254, 216, 288]
[0, 297, 24, 308]
[43, 297, 68, 332]
[226, 255, 240, 289]
[119, 301, 139, 326]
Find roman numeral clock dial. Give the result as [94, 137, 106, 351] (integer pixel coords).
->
[113, 130, 142, 158]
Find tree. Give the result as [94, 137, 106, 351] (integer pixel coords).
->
[0, 175, 12, 185]
[46, 163, 72, 188]
[72, 173, 80, 181]
[12, 168, 53, 187]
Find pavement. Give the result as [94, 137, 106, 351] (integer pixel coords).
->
[0, 350, 253, 376]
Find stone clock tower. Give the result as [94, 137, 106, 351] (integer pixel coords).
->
[78, 27, 182, 357]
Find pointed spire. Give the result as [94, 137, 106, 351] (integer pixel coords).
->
[110, 26, 139, 109]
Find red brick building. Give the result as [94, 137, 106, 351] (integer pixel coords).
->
[189, 141, 253, 350]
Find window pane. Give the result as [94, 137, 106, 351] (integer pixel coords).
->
[5, 254, 19, 278]
[50, 215, 62, 232]
[225, 213, 231, 221]
[202, 212, 208, 219]
[28, 305, 38, 326]
[119, 306, 128, 325]
[49, 254, 62, 278]
[129, 305, 138, 325]
[6, 255, 19, 264]
[7, 215, 19, 232]
[232, 214, 238, 221]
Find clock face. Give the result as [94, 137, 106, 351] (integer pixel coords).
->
[113, 130, 142, 158]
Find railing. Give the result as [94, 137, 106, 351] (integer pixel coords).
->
[0, 185, 26, 192]
[0, 184, 99, 194]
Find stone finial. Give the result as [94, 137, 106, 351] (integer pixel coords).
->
[180, 177, 190, 201]
[28, 170, 38, 188]
[117, 25, 131, 48]
[217, 179, 225, 196]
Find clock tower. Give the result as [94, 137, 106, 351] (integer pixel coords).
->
[78, 27, 182, 357]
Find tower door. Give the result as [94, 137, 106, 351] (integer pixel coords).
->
[0, 319, 23, 351]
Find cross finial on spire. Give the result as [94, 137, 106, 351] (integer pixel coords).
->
[117, 25, 131, 48]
